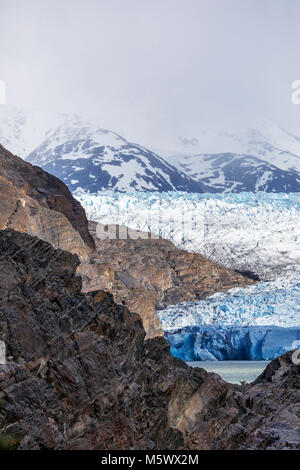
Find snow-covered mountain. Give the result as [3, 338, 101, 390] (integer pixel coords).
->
[163, 117, 300, 193]
[175, 152, 300, 193]
[0, 105, 58, 158]
[0, 106, 203, 192]
[1, 105, 300, 193]
[76, 191, 300, 280]
[26, 119, 204, 193]
[166, 117, 300, 172]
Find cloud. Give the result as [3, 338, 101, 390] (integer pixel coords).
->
[1, 0, 300, 150]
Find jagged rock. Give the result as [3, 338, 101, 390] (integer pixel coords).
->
[193, 351, 300, 450]
[83, 222, 255, 337]
[0, 229, 298, 450]
[0, 229, 220, 449]
[0, 145, 255, 339]
[0, 144, 94, 258]
[0, 144, 163, 338]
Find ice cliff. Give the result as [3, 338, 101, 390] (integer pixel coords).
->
[74, 191, 300, 361]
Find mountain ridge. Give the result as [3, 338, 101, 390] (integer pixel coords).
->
[174, 152, 300, 193]
[1, 105, 300, 193]
[26, 121, 205, 193]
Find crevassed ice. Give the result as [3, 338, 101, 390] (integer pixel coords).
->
[74, 190, 300, 280]
[157, 274, 300, 331]
[165, 325, 300, 361]
[73, 190, 300, 361]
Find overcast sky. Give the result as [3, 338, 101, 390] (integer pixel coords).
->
[1, 0, 300, 149]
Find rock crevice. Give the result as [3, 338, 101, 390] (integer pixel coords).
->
[0, 229, 298, 450]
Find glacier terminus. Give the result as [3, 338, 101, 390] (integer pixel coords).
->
[76, 190, 300, 362]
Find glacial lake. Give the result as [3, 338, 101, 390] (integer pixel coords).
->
[188, 360, 270, 384]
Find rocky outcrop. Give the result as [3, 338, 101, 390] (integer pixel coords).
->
[0, 229, 220, 449]
[0, 145, 255, 339]
[189, 351, 300, 449]
[83, 222, 255, 337]
[0, 229, 298, 450]
[0, 144, 94, 258]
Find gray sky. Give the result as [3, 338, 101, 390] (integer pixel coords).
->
[1, 0, 300, 149]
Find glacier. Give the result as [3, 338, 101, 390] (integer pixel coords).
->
[74, 190, 300, 280]
[165, 325, 300, 361]
[158, 274, 300, 330]
[74, 190, 300, 361]
[158, 275, 300, 361]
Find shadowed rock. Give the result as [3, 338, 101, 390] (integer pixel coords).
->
[83, 221, 255, 338]
[0, 145, 256, 339]
[0, 144, 95, 258]
[0, 229, 298, 450]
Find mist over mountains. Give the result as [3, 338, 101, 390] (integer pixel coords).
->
[1, 105, 300, 193]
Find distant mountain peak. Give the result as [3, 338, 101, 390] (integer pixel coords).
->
[1, 106, 300, 193]
[173, 152, 300, 193]
[26, 117, 204, 193]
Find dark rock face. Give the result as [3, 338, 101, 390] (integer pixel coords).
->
[195, 351, 300, 450]
[0, 144, 95, 257]
[0, 229, 221, 449]
[0, 145, 255, 339]
[0, 229, 299, 450]
[83, 222, 255, 338]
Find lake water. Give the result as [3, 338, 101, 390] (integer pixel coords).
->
[188, 360, 270, 384]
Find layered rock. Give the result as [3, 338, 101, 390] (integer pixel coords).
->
[0, 144, 163, 337]
[0, 229, 221, 449]
[0, 229, 299, 450]
[189, 351, 300, 449]
[0, 145, 256, 338]
[83, 222, 255, 337]
[0, 144, 94, 258]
